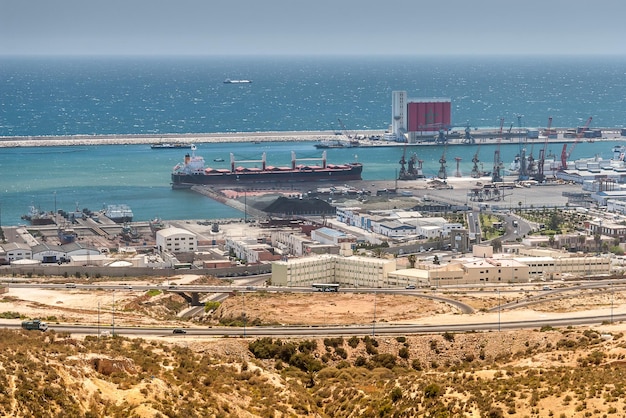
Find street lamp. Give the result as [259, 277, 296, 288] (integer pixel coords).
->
[498, 289, 501, 332]
[112, 290, 115, 336]
[611, 281, 614, 324]
[242, 291, 247, 337]
[372, 291, 377, 337]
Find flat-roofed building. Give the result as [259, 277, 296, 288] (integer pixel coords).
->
[0, 243, 32, 263]
[311, 227, 356, 246]
[461, 258, 530, 284]
[271, 255, 396, 288]
[156, 227, 197, 254]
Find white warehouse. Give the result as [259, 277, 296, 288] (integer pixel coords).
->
[156, 227, 197, 254]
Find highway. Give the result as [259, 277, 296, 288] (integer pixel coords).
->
[4, 312, 625, 338]
[2, 279, 622, 338]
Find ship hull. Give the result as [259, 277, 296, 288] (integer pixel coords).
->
[151, 144, 192, 149]
[172, 165, 363, 186]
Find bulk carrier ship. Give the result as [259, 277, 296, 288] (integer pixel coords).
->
[171, 146, 362, 187]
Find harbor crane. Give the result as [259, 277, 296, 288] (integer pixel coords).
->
[337, 118, 354, 139]
[398, 138, 424, 180]
[428, 122, 474, 144]
[560, 116, 592, 170]
[491, 117, 504, 183]
[534, 116, 552, 182]
[517, 115, 529, 181]
[470, 145, 481, 178]
[437, 142, 448, 180]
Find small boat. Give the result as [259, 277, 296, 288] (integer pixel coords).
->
[315, 139, 359, 149]
[213, 157, 225, 162]
[104, 204, 133, 223]
[224, 78, 252, 84]
[151, 143, 193, 149]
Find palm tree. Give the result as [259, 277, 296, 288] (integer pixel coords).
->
[578, 234, 587, 251]
[408, 254, 417, 268]
[492, 238, 502, 253]
[594, 233, 602, 253]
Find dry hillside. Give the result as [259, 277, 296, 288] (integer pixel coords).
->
[1, 275, 626, 416]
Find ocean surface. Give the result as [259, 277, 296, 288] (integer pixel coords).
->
[1, 55, 626, 226]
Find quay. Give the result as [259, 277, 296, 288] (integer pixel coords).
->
[0, 128, 624, 148]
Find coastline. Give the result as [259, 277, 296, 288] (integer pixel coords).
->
[0, 131, 362, 148]
[0, 129, 623, 148]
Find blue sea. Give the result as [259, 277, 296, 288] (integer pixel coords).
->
[1, 55, 626, 226]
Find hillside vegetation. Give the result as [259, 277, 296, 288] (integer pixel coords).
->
[2, 326, 626, 417]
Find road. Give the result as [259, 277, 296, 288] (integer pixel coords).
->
[3, 279, 622, 338]
[5, 312, 625, 338]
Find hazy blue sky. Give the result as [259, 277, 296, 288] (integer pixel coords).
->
[2, 0, 626, 56]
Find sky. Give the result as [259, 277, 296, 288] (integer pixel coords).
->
[2, 0, 626, 56]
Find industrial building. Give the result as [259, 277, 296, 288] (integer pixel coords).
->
[271, 255, 397, 288]
[388, 90, 452, 143]
[155, 227, 197, 254]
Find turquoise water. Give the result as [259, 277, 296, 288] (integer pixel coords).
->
[1, 139, 623, 226]
[1, 55, 626, 226]
[2, 55, 626, 137]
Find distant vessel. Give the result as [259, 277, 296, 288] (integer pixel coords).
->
[314, 139, 359, 149]
[104, 204, 133, 223]
[171, 146, 362, 187]
[151, 143, 193, 149]
[21, 206, 55, 225]
[213, 157, 225, 162]
[224, 78, 252, 84]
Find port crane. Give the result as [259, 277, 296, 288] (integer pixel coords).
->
[398, 138, 424, 180]
[337, 118, 353, 139]
[437, 142, 448, 180]
[512, 115, 529, 181]
[470, 145, 481, 178]
[412, 121, 474, 144]
[491, 118, 504, 183]
[534, 116, 552, 182]
[560, 116, 592, 170]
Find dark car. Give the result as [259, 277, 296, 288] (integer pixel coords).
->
[172, 328, 187, 334]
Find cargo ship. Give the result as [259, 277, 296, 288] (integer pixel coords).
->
[171, 146, 362, 187]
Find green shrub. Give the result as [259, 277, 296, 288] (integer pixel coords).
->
[390, 386, 402, 402]
[424, 383, 442, 398]
[347, 336, 360, 348]
[354, 356, 367, 367]
[398, 346, 409, 359]
[442, 331, 455, 342]
[369, 353, 397, 369]
[204, 301, 221, 312]
[335, 347, 348, 359]
[323, 337, 343, 348]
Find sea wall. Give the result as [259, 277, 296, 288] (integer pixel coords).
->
[0, 131, 369, 148]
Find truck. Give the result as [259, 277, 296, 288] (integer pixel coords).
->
[21, 319, 48, 331]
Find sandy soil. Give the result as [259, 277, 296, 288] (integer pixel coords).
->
[2, 274, 625, 333]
